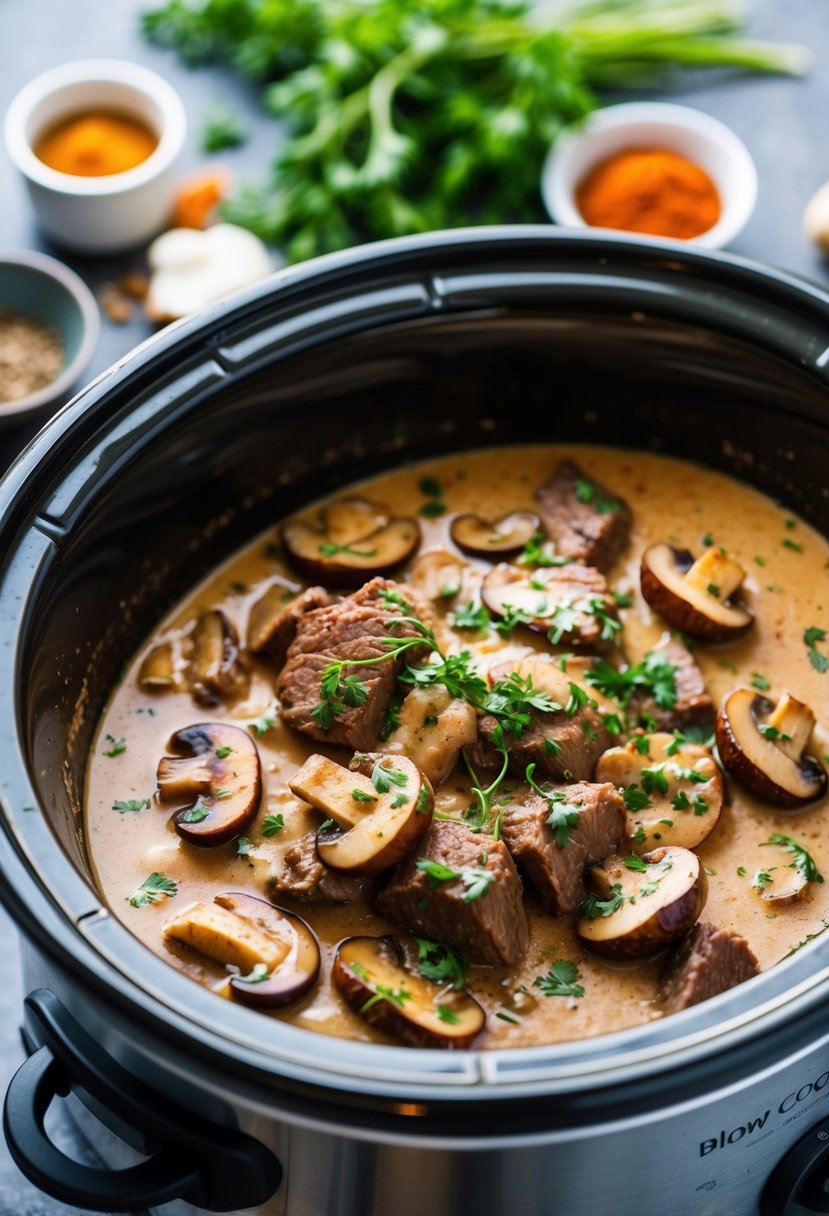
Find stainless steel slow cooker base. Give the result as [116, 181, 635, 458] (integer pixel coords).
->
[3, 229, 829, 1216]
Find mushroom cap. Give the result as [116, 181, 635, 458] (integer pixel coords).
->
[450, 511, 540, 559]
[157, 722, 262, 846]
[640, 543, 753, 642]
[282, 497, 420, 587]
[716, 689, 827, 808]
[577, 846, 707, 959]
[332, 934, 485, 1048]
[216, 893, 321, 1008]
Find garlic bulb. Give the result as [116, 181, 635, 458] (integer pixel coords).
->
[145, 223, 274, 321]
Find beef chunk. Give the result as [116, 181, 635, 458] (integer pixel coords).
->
[468, 702, 611, 783]
[660, 922, 759, 1014]
[631, 635, 715, 735]
[247, 585, 333, 669]
[269, 833, 372, 904]
[535, 460, 632, 572]
[500, 782, 625, 913]
[376, 820, 529, 966]
[276, 578, 429, 750]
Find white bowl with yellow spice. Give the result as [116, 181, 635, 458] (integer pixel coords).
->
[4, 59, 187, 254]
[542, 101, 758, 249]
[0, 249, 99, 425]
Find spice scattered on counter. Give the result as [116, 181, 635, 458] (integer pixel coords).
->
[98, 283, 134, 325]
[576, 148, 721, 240]
[0, 309, 63, 404]
[35, 112, 158, 177]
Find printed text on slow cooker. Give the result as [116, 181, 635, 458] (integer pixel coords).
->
[700, 1069, 829, 1156]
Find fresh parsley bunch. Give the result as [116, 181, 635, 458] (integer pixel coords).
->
[144, 0, 805, 261]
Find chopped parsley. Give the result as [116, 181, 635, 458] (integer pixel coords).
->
[758, 724, 792, 742]
[379, 694, 403, 742]
[586, 651, 677, 711]
[762, 834, 824, 884]
[112, 798, 151, 813]
[180, 800, 211, 823]
[574, 477, 621, 514]
[234, 962, 271, 984]
[249, 713, 276, 737]
[782, 538, 803, 553]
[436, 1004, 461, 1024]
[104, 734, 126, 757]
[262, 813, 285, 837]
[534, 959, 585, 999]
[418, 476, 447, 517]
[371, 760, 409, 794]
[236, 837, 253, 857]
[361, 984, 411, 1013]
[453, 602, 492, 631]
[805, 626, 829, 674]
[623, 785, 651, 812]
[415, 858, 495, 902]
[582, 883, 625, 920]
[517, 532, 569, 568]
[319, 541, 378, 558]
[624, 854, 648, 872]
[751, 673, 770, 692]
[128, 872, 177, 908]
[352, 788, 377, 804]
[415, 939, 469, 990]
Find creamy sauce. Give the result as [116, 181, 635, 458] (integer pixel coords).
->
[85, 445, 829, 1048]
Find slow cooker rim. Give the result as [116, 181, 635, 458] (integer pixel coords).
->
[3, 225, 829, 1109]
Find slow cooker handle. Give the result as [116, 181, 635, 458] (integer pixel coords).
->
[3, 989, 282, 1212]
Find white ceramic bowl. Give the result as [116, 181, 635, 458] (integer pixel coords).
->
[4, 59, 187, 255]
[541, 101, 757, 250]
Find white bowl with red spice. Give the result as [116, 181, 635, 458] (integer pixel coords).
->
[0, 249, 99, 425]
[541, 101, 757, 249]
[4, 59, 187, 254]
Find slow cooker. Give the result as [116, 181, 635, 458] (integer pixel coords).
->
[2, 228, 829, 1216]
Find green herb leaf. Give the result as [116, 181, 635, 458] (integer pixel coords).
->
[762, 833, 824, 884]
[104, 734, 126, 757]
[112, 798, 151, 813]
[128, 871, 177, 907]
[415, 939, 469, 990]
[201, 102, 248, 152]
[534, 959, 584, 999]
[262, 813, 285, 837]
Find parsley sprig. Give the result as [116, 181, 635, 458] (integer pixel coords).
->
[415, 939, 469, 990]
[762, 834, 824, 884]
[525, 763, 581, 847]
[128, 872, 178, 908]
[415, 857, 495, 902]
[534, 959, 585, 998]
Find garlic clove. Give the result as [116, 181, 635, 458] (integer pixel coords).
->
[145, 223, 274, 321]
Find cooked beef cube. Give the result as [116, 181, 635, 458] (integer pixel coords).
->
[468, 704, 611, 783]
[276, 578, 429, 750]
[269, 833, 373, 904]
[376, 820, 529, 966]
[535, 459, 632, 572]
[247, 585, 333, 669]
[660, 922, 759, 1014]
[631, 635, 715, 734]
[500, 782, 625, 913]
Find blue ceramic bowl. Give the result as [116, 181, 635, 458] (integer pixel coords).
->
[0, 248, 99, 425]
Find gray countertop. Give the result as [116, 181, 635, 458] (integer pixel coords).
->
[1, 0, 828, 1212]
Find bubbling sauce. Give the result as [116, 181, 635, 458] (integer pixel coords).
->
[85, 445, 829, 1048]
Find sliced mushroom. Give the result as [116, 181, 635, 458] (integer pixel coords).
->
[332, 934, 485, 1048]
[406, 549, 467, 603]
[557, 655, 623, 726]
[640, 544, 753, 642]
[138, 642, 177, 691]
[282, 496, 420, 587]
[577, 846, 707, 959]
[187, 609, 249, 706]
[380, 685, 478, 786]
[716, 689, 827, 808]
[288, 753, 433, 872]
[216, 893, 321, 1007]
[164, 900, 289, 971]
[157, 723, 261, 846]
[246, 584, 331, 666]
[481, 563, 618, 650]
[164, 892, 320, 1008]
[450, 511, 540, 559]
[596, 732, 723, 851]
[752, 862, 809, 909]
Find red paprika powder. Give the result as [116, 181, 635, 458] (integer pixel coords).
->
[576, 147, 721, 240]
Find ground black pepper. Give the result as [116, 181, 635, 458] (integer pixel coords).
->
[0, 308, 63, 404]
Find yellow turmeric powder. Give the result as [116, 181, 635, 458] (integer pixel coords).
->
[576, 147, 721, 240]
[35, 112, 158, 177]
